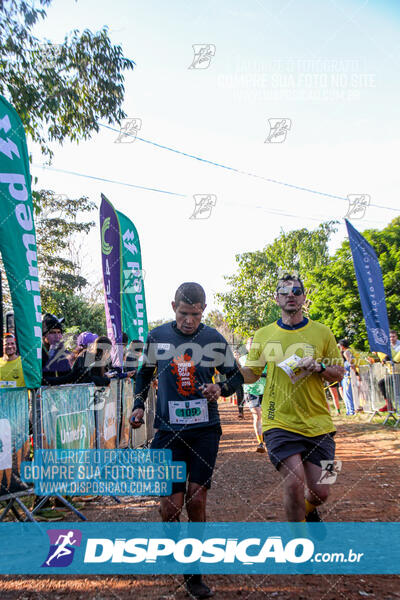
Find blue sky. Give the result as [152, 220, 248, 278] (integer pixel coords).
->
[31, 0, 400, 320]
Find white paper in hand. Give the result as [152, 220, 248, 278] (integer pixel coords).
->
[278, 354, 308, 384]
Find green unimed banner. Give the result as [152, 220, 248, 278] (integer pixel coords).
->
[116, 209, 148, 344]
[41, 385, 96, 450]
[0, 96, 42, 388]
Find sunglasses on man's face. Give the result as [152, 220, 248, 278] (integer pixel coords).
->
[277, 286, 303, 296]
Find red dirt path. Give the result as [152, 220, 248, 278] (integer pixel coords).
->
[1, 402, 399, 599]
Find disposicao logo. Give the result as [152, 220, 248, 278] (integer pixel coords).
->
[42, 529, 82, 568]
[83, 536, 314, 564]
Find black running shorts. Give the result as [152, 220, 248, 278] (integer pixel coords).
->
[263, 427, 336, 471]
[150, 425, 222, 494]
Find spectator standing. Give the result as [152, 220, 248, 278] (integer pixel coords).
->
[338, 339, 356, 415]
[42, 314, 74, 386]
[71, 336, 135, 386]
[376, 331, 400, 411]
[0, 333, 26, 387]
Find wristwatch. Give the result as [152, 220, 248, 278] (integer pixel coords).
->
[318, 362, 326, 373]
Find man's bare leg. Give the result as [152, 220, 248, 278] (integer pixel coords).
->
[185, 482, 207, 522]
[183, 483, 214, 598]
[329, 386, 341, 414]
[304, 461, 330, 508]
[159, 492, 185, 522]
[278, 454, 306, 521]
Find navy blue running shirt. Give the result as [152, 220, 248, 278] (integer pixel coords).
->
[133, 321, 243, 431]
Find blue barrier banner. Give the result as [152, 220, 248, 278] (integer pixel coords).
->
[20, 449, 186, 496]
[41, 385, 96, 449]
[0, 522, 399, 574]
[0, 387, 30, 496]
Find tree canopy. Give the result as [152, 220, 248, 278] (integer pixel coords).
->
[0, 1, 132, 334]
[0, 0, 134, 158]
[204, 309, 244, 347]
[35, 189, 107, 333]
[217, 222, 337, 337]
[309, 217, 400, 349]
[218, 218, 400, 350]
[0, 187, 106, 334]
[35, 189, 95, 294]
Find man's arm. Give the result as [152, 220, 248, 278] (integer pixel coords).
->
[240, 337, 266, 384]
[240, 366, 260, 384]
[130, 336, 157, 429]
[298, 357, 345, 384]
[130, 365, 156, 428]
[320, 364, 345, 384]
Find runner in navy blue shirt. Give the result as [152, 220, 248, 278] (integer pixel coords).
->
[130, 282, 244, 599]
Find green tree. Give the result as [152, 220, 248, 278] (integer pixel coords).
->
[0, 188, 103, 333]
[217, 222, 337, 337]
[35, 189, 96, 294]
[148, 318, 170, 331]
[309, 217, 400, 350]
[35, 189, 106, 332]
[46, 293, 106, 337]
[0, 0, 134, 158]
[204, 309, 244, 346]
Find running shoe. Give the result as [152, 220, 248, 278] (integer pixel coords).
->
[256, 443, 266, 453]
[305, 508, 327, 540]
[35, 509, 64, 522]
[184, 574, 214, 599]
[305, 508, 322, 522]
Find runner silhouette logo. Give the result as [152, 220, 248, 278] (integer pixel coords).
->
[42, 529, 82, 567]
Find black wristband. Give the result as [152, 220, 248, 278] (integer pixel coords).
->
[218, 370, 245, 397]
[133, 397, 145, 411]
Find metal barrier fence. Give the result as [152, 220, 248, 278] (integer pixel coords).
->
[351, 363, 400, 425]
[0, 379, 157, 513]
[34, 379, 156, 451]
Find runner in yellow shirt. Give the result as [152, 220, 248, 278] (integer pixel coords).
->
[0, 334, 25, 387]
[240, 273, 344, 522]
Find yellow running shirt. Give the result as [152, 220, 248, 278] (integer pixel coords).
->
[245, 319, 342, 437]
[0, 356, 26, 388]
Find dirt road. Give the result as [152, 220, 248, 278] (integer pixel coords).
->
[1, 402, 399, 599]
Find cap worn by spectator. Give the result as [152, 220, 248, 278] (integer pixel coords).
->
[42, 313, 65, 335]
[76, 331, 98, 348]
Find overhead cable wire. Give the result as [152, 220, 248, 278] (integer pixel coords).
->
[99, 123, 399, 214]
[33, 163, 321, 221]
[32, 165, 391, 226]
[31, 164, 187, 198]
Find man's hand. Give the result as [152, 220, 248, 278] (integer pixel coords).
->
[130, 408, 145, 428]
[200, 383, 221, 402]
[297, 357, 322, 373]
[298, 357, 345, 384]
